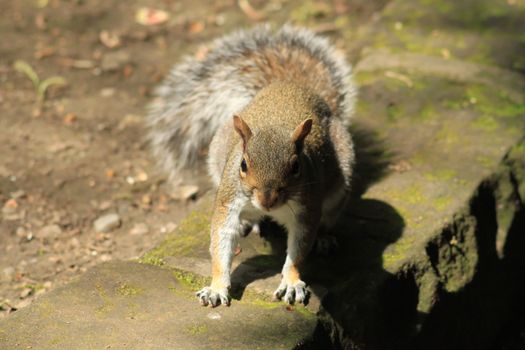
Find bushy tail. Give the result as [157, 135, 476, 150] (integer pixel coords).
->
[147, 25, 355, 183]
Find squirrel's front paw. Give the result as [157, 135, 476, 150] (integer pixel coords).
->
[196, 286, 230, 307]
[273, 280, 309, 305]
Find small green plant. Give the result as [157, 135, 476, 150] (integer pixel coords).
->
[13, 60, 66, 104]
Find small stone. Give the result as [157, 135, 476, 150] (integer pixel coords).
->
[2, 199, 18, 212]
[10, 190, 26, 199]
[170, 185, 199, 201]
[100, 87, 116, 97]
[15, 227, 27, 238]
[99, 200, 113, 210]
[1, 267, 15, 281]
[94, 213, 121, 232]
[99, 254, 112, 262]
[129, 223, 149, 235]
[160, 222, 177, 234]
[2, 199, 20, 220]
[38, 224, 62, 239]
[136, 171, 148, 182]
[99, 30, 121, 48]
[101, 50, 131, 72]
[207, 311, 221, 320]
[19, 288, 33, 299]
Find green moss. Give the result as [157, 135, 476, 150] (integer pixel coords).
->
[415, 268, 439, 314]
[473, 115, 499, 131]
[476, 155, 496, 168]
[419, 104, 436, 121]
[290, 0, 332, 23]
[354, 71, 378, 86]
[94, 283, 114, 317]
[385, 183, 425, 205]
[432, 216, 478, 293]
[49, 336, 65, 346]
[172, 269, 210, 290]
[116, 283, 143, 297]
[387, 104, 403, 122]
[34, 299, 54, 318]
[186, 323, 208, 335]
[434, 196, 452, 211]
[138, 254, 165, 267]
[434, 124, 460, 147]
[140, 203, 213, 265]
[382, 236, 417, 270]
[240, 290, 315, 318]
[447, 84, 525, 118]
[418, 0, 453, 14]
[424, 169, 457, 181]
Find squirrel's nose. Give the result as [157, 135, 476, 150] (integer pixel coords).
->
[257, 188, 279, 211]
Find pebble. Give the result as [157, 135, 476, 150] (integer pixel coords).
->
[207, 311, 221, 320]
[38, 224, 62, 239]
[170, 185, 199, 201]
[10, 190, 26, 199]
[19, 288, 33, 299]
[1, 267, 15, 282]
[129, 223, 149, 235]
[101, 50, 131, 72]
[94, 213, 121, 232]
[100, 87, 116, 97]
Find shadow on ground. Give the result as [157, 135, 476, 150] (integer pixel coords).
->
[227, 122, 411, 348]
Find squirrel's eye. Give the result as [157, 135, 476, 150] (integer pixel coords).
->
[291, 159, 300, 177]
[240, 159, 248, 173]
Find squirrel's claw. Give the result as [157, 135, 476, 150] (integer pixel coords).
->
[273, 280, 309, 305]
[196, 286, 230, 307]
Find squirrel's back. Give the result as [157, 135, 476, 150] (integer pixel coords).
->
[148, 25, 356, 183]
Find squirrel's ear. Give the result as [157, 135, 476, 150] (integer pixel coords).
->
[233, 115, 252, 151]
[291, 118, 313, 151]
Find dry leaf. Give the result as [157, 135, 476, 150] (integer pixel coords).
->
[238, 0, 266, 21]
[135, 7, 169, 26]
[194, 45, 210, 61]
[63, 113, 76, 125]
[99, 30, 121, 48]
[188, 21, 205, 34]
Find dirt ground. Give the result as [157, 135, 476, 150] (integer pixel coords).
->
[0, 0, 388, 319]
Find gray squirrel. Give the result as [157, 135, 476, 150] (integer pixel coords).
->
[148, 25, 356, 307]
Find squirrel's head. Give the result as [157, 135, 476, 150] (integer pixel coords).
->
[233, 115, 312, 212]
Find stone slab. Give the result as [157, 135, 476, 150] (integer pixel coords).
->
[0, 261, 315, 349]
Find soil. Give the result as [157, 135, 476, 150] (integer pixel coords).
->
[0, 0, 217, 317]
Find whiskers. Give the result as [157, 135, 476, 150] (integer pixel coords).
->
[285, 202, 297, 217]
[287, 180, 323, 191]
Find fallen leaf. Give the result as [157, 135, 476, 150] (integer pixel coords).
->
[238, 0, 266, 21]
[188, 21, 205, 34]
[34, 13, 47, 30]
[63, 113, 76, 125]
[57, 58, 95, 69]
[99, 30, 121, 48]
[388, 160, 412, 173]
[194, 45, 210, 61]
[4, 199, 18, 209]
[34, 47, 55, 60]
[122, 64, 134, 78]
[135, 7, 170, 26]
